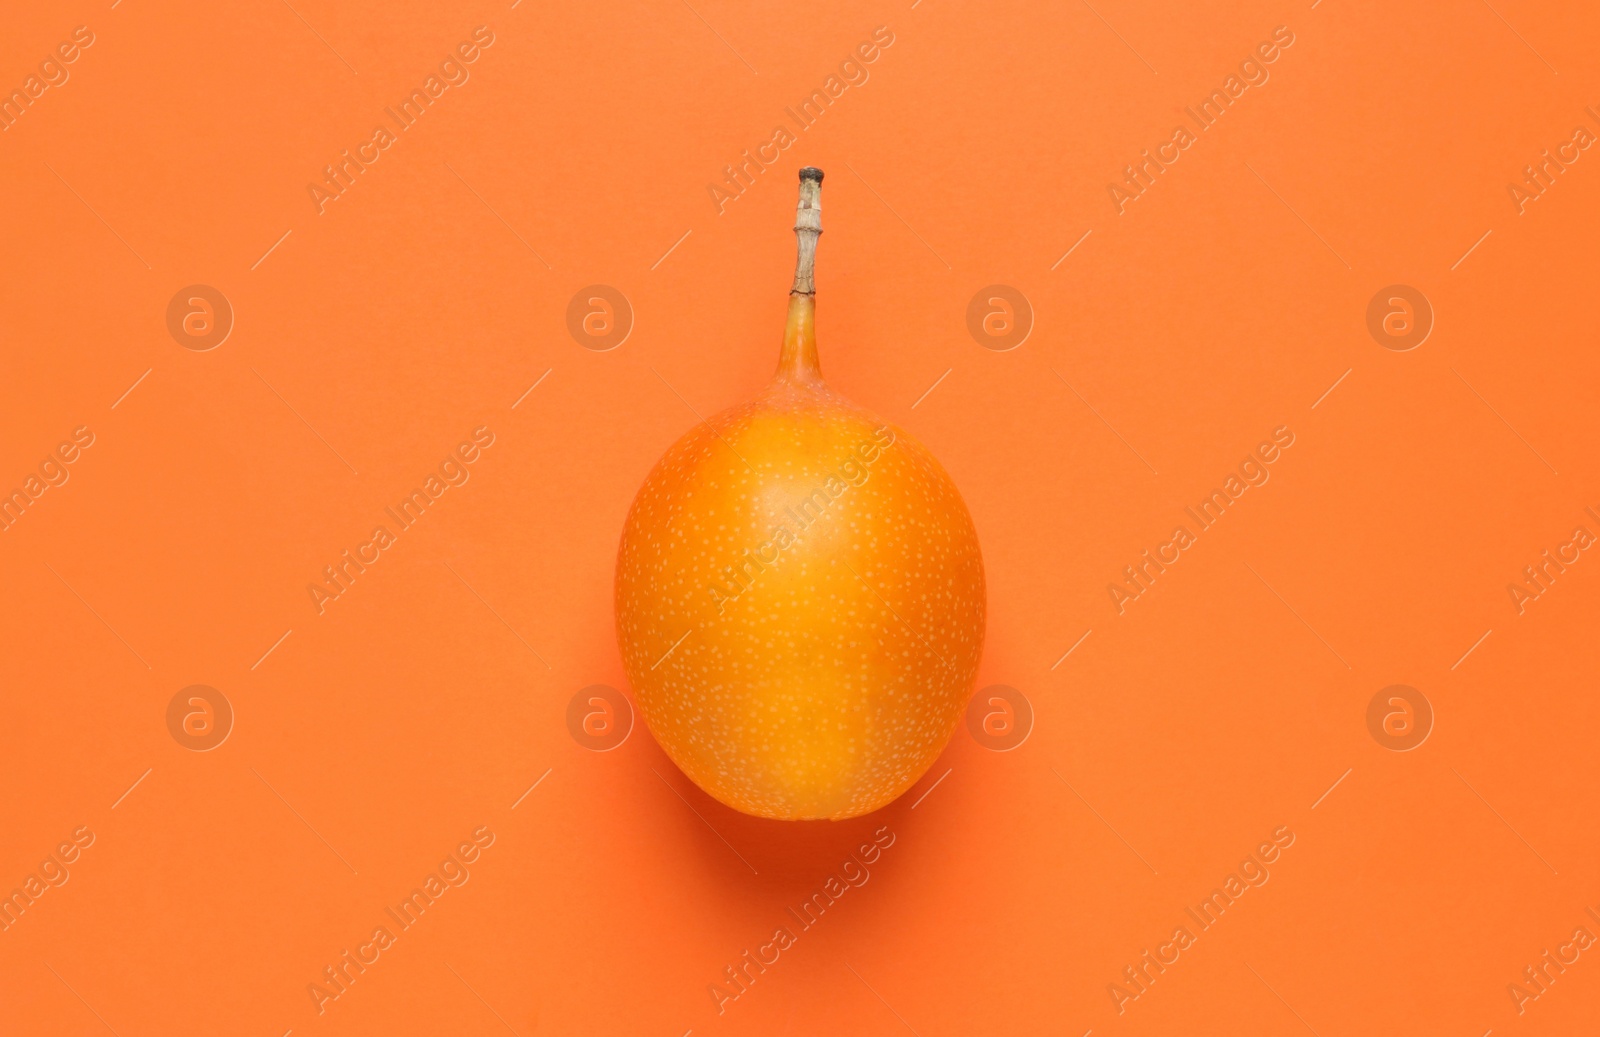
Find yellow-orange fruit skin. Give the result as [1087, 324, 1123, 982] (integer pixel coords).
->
[615, 378, 985, 820]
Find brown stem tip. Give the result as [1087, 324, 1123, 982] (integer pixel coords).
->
[791, 168, 823, 295]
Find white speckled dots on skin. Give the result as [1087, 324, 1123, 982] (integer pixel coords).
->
[613, 169, 985, 820]
[615, 357, 985, 820]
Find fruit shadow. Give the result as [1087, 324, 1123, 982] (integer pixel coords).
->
[626, 718, 960, 888]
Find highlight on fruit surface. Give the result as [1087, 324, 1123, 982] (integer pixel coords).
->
[614, 167, 986, 821]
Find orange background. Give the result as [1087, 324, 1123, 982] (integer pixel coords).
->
[3, 0, 1599, 1034]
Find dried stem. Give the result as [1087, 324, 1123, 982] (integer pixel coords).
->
[791, 167, 823, 295]
[778, 168, 825, 382]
